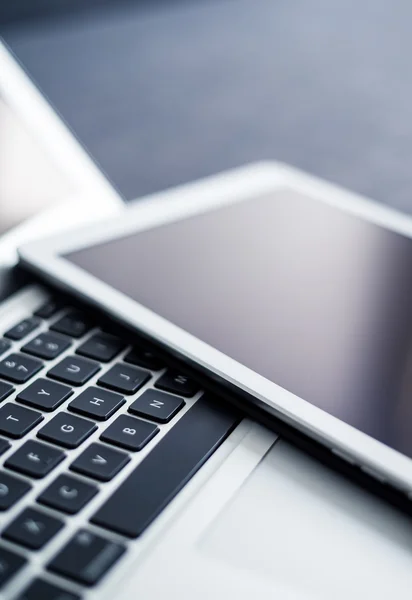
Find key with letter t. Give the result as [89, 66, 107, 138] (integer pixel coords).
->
[0, 404, 43, 438]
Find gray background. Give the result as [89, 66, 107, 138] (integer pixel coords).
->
[2, 0, 412, 212]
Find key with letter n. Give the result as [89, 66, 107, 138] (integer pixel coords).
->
[129, 390, 185, 423]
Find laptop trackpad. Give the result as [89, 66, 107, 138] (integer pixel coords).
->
[201, 439, 412, 599]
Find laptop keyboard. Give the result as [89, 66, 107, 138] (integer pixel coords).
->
[0, 297, 241, 598]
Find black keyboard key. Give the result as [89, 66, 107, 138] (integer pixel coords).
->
[69, 387, 125, 421]
[34, 299, 62, 319]
[0, 472, 31, 511]
[17, 578, 81, 600]
[5, 440, 65, 478]
[0, 546, 27, 589]
[0, 339, 11, 357]
[4, 318, 40, 341]
[0, 404, 43, 439]
[155, 370, 199, 397]
[77, 333, 126, 363]
[92, 396, 241, 538]
[101, 415, 158, 452]
[123, 346, 164, 370]
[129, 389, 185, 424]
[17, 379, 73, 412]
[48, 529, 125, 587]
[98, 363, 150, 395]
[38, 413, 97, 449]
[48, 356, 100, 386]
[71, 443, 129, 482]
[0, 438, 10, 456]
[50, 311, 92, 338]
[22, 332, 71, 360]
[0, 353, 43, 384]
[3, 507, 63, 550]
[38, 474, 97, 515]
[0, 381, 13, 403]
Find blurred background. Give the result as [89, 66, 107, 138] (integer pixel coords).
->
[2, 0, 412, 212]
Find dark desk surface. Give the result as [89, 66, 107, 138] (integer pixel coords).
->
[3, 0, 412, 213]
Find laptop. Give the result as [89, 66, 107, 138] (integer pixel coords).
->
[0, 42, 411, 600]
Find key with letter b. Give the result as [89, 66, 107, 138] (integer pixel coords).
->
[101, 415, 159, 451]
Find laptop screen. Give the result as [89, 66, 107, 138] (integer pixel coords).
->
[0, 94, 72, 234]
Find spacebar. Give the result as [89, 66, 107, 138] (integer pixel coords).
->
[91, 396, 241, 538]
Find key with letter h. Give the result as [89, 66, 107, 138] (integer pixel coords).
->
[69, 387, 125, 421]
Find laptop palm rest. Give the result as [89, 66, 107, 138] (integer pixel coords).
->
[200, 440, 412, 599]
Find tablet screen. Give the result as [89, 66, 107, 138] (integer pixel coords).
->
[65, 190, 412, 458]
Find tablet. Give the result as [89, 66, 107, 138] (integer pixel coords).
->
[19, 161, 412, 495]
